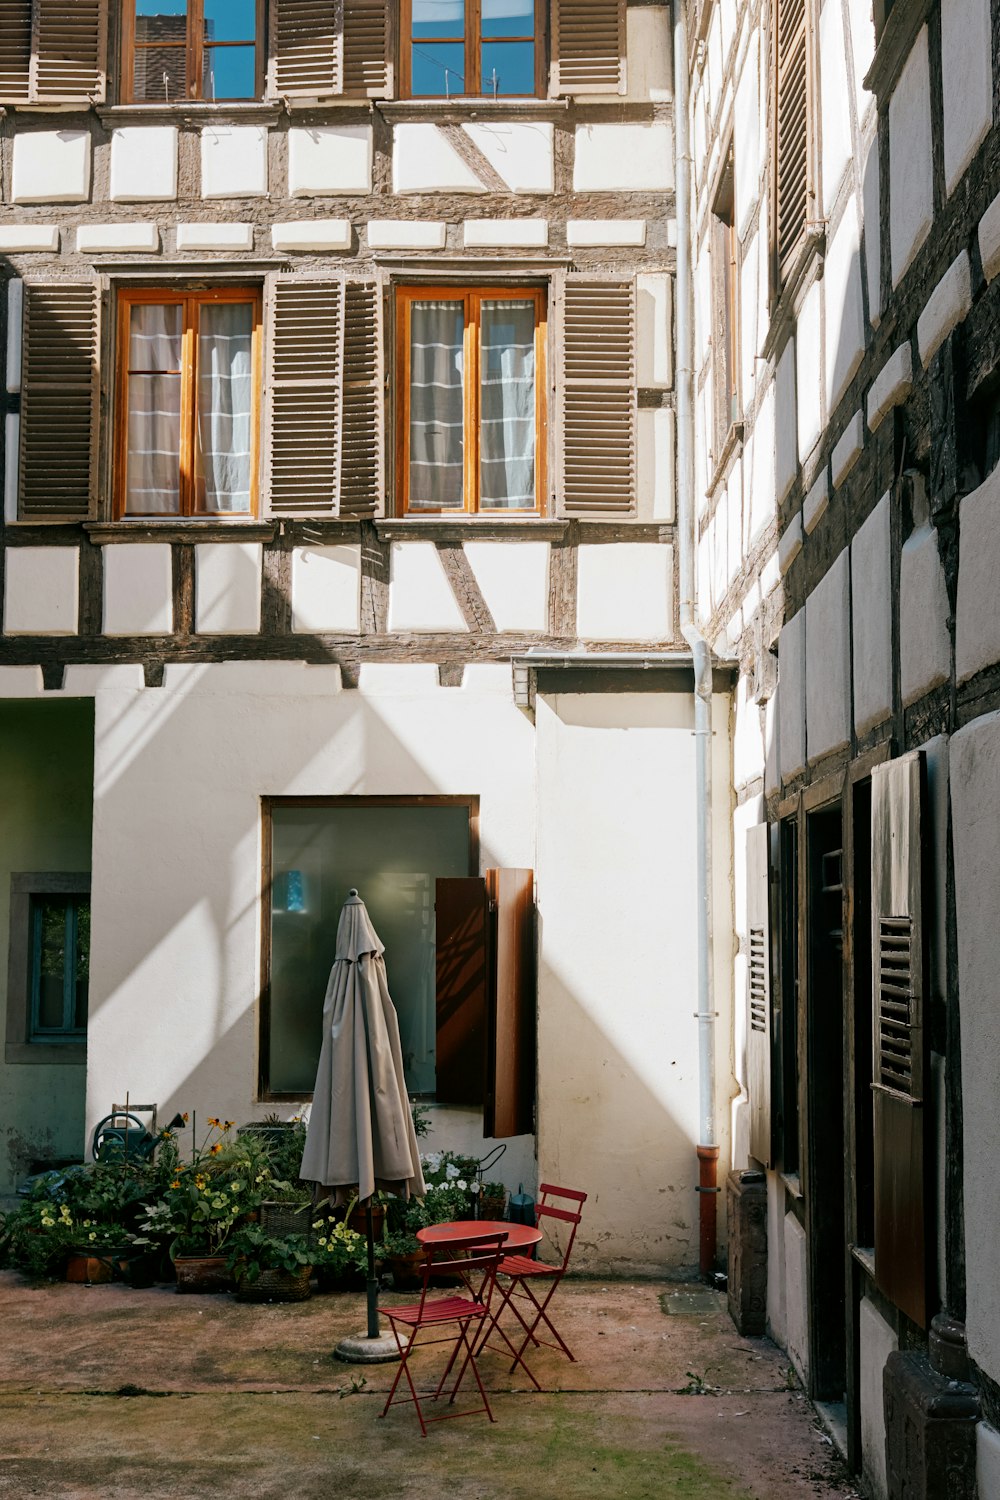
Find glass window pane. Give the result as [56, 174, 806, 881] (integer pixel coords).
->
[203, 44, 257, 99]
[410, 40, 466, 95]
[481, 39, 534, 94]
[35, 901, 67, 1031]
[204, 0, 256, 42]
[126, 373, 182, 515]
[269, 804, 471, 1095]
[196, 302, 254, 513]
[412, 0, 463, 36]
[480, 300, 536, 509]
[481, 0, 533, 38]
[74, 902, 90, 1032]
[134, 0, 188, 101]
[129, 303, 182, 372]
[409, 300, 465, 510]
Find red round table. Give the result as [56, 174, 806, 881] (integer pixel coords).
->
[416, 1219, 541, 1251]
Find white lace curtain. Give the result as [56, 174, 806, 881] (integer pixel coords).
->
[408, 299, 465, 510]
[125, 301, 252, 514]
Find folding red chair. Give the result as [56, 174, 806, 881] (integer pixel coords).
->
[379, 1230, 508, 1436]
[485, 1184, 587, 1382]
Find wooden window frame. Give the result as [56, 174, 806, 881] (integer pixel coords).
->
[6, 873, 90, 1066]
[395, 285, 546, 517]
[120, 0, 266, 104]
[399, 0, 545, 99]
[259, 795, 480, 1103]
[114, 286, 262, 521]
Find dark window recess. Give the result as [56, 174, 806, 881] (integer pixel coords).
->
[778, 817, 800, 1175]
[435, 869, 535, 1137]
[29, 894, 90, 1042]
[852, 778, 875, 1252]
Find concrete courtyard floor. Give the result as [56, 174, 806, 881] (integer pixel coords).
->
[0, 1270, 862, 1499]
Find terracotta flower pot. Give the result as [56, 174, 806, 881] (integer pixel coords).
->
[172, 1255, 233, 1294]
[65, 1249, 116, 1285]
[387, 1250, 425, 1290]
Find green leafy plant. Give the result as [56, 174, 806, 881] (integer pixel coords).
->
[383, 1229, 423, 1257]
[308, 1213, 367, 1276]
[410, 1099, 432, 1138]
[134, 1119, 274, 1260]
[225, 1224, 313, 1283]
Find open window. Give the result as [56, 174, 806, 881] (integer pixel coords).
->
[396, 286, 546, 516]
[115, 287, 262, 519]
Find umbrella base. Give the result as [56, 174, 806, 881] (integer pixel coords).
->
[334, 1331, 400, 1364]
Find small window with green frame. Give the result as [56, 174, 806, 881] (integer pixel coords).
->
[28, 893, 90, 1042]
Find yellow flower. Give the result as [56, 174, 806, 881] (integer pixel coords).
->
[210, 1143, 222, 1155]
[88, 1233, 96, 1242]
[318, 1237, 328, 1247]
[207, 1117, 220, 1129]
[312, 1220, 323, 1231]
[170, 1178, 181, 1190]
[41, 1217, 55, 1228]
[195, 1174, 208, 1190]
[223, 1120, 234, 1130]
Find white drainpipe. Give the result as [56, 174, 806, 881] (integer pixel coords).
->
[673, 0, 719, 1274]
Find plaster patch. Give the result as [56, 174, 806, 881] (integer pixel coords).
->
[860, 1298, 898, 1500]
[103, 544, 173, 635]
[734, 31, 760, 238]
[819, 0, 851, 217]
[777, 608, 806, 779]
[867, 343, 913, 431]
[980, 191, 1000, 284]
[462, 219, 548, 248]
[851, 495, 892, 734]
[956, 465, 1000, 682]
[110, 126, 178, 202]
[462, 122, 554, 194]
[357, 663, 442, 692]
[778, 514, 803, 576]
[637, 406, 675, 522]
[566, 220, 646, 248]
[3, 546, 79, 635]
[774, 338, 798, 503]
[806, 549, 850, 761]
[888, 28, 934, 285]
[287, 125, 373, 196]
[636, 274, 673, 388]
[784, 1212, 809, 1384]
[0, 226, 59, 253]
[12, 130, 91, 203]
[825, 203, 866, 414]
[917, 251, 972, 368]
[76, 223, 159, 253]
[940, 0, 993, 196]
[366, 220, 446, 250]
[291, 546, 361, 633]
[803, 473, 829, 534]
[576, 544, 673, 641]
[271, 220, 352, 252]
[176, 222, 254, 251]
[900, 524, 951, 703]
[392, 125, 486, 194]
[796, 280, 822, 461]
[977, 1423, 1000, 1500]
[831, 411, 864, 490]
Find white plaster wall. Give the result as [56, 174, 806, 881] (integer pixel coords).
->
[290, 546, 361, 634]
[287, 125, 372, 196]
[775, 339, 798, 504]
[778, 608, 806, 780]
[103, 544, 173, 636]
[576, 544, 674, 642]
[573, 124, 673, 192]
[796, 280, 823, 462]
[637, 406, 675, 522]
[734, 32, 761, 239]
[195, 543, 262, 634]
[110, 127, 178, 201]
[623, 5, 671, 103]
[3, 547, 79, 635]
[392, 125, 486, 194]
[783, 1211, 810, 1384]
[851, 495, 892, 735]
[888, 29, 934, 286]
[940, 0, 993, 196]
[388, 543, 468, 633]
[463, 123, 554, 194]
[862, 133, 882, 325]
[977, 1422, 1000, 1499]
[806, 549, 850, 762]
[11, 131, 90, 203]
[956, 465, 1000, 683]
[201, 126, 268, 198]
[749, 379, 777, 546]
[860, 1297, 898, 1500]
[819, 0, 852, 218]
[825, 203, 866, 415]
[951, 710, 1000, 1390]
[85, 663, 537, 1147]
[636, 274, 673, 389]
[535, 690, 733, 1273]
[462, 541, 549, 633]
[900, 524, 951, 704]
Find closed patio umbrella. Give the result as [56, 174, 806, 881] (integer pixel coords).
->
[300, 889, 426, 1361]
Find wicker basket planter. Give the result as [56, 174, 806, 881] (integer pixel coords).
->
[479, 1195, 507, 1221]
[235, 1265, 313, 1303]
[173, 1255, 233, 1294]
[259, 1201, 313, 1237]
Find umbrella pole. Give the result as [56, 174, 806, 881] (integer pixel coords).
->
[365, 1201, 379, 1340]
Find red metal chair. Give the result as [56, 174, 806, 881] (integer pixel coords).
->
[379, 1230, 508, 1436]
[483, 1183, 587, 1383]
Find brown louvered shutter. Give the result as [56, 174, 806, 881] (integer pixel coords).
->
[559, 278, 635, 515]
[266, 278, 344, 514]
[19, 283, 99, 521]
[340, 281, 383, 516]
[33, 0, 106, 102]
[550, 0, 625, 94]
[268, 0, 343, 98]
[0, 0, 32, 101]
[774, 0, 810, 277]
[746, 823, 774, 1168]
[485, 868, 535, 1140]
[871, 751, 930, 1328]
[343, 0, 391, 95]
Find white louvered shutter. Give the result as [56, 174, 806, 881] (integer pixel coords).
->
[266, 279, 344, 514]
[268, 0, 343, 98]
[550, 0, 625, 95]
[774, 0, 810, 275]
[559, 278, 635, 515]
[19, 283, 99, 520]
[343, 0, 391, 95]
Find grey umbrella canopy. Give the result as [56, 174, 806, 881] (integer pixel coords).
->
[301, 889, 426, 1200]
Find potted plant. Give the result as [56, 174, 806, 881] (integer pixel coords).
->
[383, 1229, 428, 1290]
[226, 1224, 314, 1302]
[134, 1119, 272, 1292]
[309, 1213, 367, 1292]
[479, 1181, 508, 1221]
